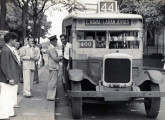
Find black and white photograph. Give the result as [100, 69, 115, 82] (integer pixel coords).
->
[0, 0, 165, 120]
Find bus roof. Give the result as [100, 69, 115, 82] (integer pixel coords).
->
[64, 12, 142, 20]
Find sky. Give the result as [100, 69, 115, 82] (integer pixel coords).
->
[44, 0, 99, 45]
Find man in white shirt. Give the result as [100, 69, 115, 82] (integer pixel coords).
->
[60, 34, 72, 90]
[20, 38, 40, 97]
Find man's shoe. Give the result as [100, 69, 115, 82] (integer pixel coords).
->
[24, 95, 33, 98]
[33, 81, 38, 84]
[47, 99, 55, 101]
[55, 97, 59, 101]
[0, 117, 10, 120]
[33, 81, 37, 84]
[10, 114, 16, 117]
[14, 105, 20, 108]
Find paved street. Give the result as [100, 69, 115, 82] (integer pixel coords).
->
[55, 67, 165, 120]
[11, 54, 55, 120]
[6, 55, 165, 120]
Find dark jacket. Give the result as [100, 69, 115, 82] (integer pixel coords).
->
[0, 45, 20, 85]
[0, 50, 6, 83]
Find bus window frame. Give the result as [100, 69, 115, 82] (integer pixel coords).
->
[76, 30, 141, 49]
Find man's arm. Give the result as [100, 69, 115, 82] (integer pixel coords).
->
[49, 48, 62, 62]
[34, 47, 40, 61]
[19, 47, 31, 60]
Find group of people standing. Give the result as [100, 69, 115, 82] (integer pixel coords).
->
[0, 32, 70, 120]
[0, 32, 43, 119]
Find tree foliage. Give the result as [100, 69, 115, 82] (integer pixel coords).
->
[5, 0, 54, 39]
[119, 0, 165, 32]
[6, 2, 22, 30]
[9, 0, 84, 40]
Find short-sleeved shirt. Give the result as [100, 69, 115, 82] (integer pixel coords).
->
[64, 42, 72, 60]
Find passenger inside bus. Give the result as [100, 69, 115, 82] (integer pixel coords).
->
[95, 36, 106, 48]
[109, 31, 139, 49]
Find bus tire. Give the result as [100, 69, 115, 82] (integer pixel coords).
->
[144, 83, 160, 118]
[71, 81, 82, 119]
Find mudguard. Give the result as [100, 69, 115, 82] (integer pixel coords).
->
[68, 69, 97, 85]
[68, 69, 84, 82]
[134, 70, 163, 86]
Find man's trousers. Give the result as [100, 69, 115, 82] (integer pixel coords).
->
[23, 69, 34, 96]
[33, 63, 39, 84]
[47, 70, 58, 100]
[0, 82, 18, 119]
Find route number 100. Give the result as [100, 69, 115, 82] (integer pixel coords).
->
[99, 1, 117, 12]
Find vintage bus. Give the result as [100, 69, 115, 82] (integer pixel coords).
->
[62, 1, 165, 119]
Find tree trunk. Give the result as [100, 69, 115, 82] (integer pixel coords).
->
[22, 2, 28, 43]
[0, 0, 6, 30]
[32, 4, 38, 42]
[38, 22, 41, 44]
[33, 16, 38, 41]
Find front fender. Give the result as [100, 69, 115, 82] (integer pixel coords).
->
[68, 69, 97, 85]
[134, 70, 163, 86]
[68, 69, 84, 82]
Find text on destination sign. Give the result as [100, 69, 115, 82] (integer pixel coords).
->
[85, 19, 131, 26]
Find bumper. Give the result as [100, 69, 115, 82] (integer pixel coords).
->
[68, 91, 165, 98]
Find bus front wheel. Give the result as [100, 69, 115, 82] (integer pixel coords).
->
[71, 81, 82, 119]
[144, 83, 160, 118]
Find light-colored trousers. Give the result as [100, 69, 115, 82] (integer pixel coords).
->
[47, 70, 58, 100]
[23, 69, 34, 96]
[0, 82, 18, 119]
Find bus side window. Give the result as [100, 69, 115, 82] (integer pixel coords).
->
[86, 36, 94, 40]
[96, 36, 106, 48]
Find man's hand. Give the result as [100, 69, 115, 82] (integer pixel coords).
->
[59, 56, 63, 59]
[30, 58, 35, 61]
[34, 57, 39, 62]
[58, 56, 63, 61]
[9, 79, 15, 85]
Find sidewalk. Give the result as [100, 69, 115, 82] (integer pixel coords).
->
[11, 54, 55, 120]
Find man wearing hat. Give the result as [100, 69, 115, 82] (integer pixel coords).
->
[47, 35, 62, 100]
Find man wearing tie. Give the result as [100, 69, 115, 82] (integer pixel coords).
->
[20, 38, 39, 97]
[0, 32, 20, 119]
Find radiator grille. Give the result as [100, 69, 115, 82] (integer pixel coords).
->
[104, 58, 131, 83]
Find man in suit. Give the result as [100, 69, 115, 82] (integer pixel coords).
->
[0, 32, 20, 119]
[47, 35, 62, 100]
[20, 38, 39, 97]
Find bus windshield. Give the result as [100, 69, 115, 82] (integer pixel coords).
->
[77, 31, 140, 49]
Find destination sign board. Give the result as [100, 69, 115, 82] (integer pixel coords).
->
[85, 19, 131, 26]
